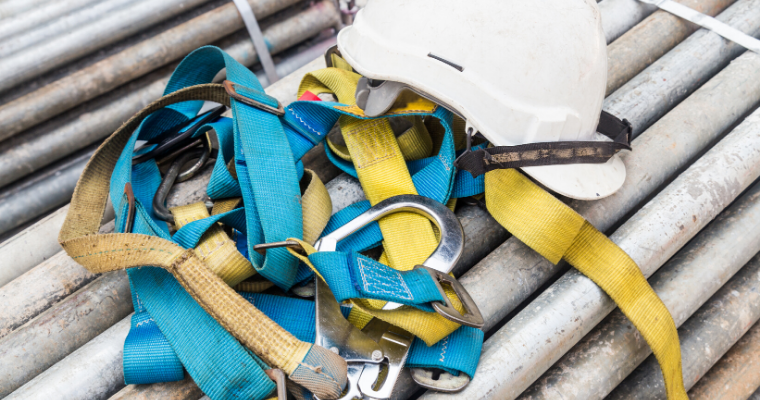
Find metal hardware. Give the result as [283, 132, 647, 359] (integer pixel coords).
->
[132, 105, 225, 165]
[123, 182, 135, 234]
[152, 142, 211, 222]
[253, 240, 305, 256]
[354, 76, 464, 119]
[315, 277, 384, 364]
[324, 44, 342, 68]
[357, 319, 414, 399]
[410, 368, 470, 393]
[223, 80, 285, 116]
[264, 369, 287, 400]
[416, 265, 485, 329]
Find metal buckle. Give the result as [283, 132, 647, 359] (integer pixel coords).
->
[324, 44, 342, 68]
[223, 80, 285, 116]
[132, 105, 226, 165]
[264, 369, 288, 399]
[416, 265, 484, 329]
[410, 368, 470, 393]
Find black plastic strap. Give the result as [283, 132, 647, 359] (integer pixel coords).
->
[454, 111, 632, 178]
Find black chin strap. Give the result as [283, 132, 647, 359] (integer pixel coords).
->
[454, 111, 632, 178]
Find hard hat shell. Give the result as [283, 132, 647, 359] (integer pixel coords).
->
[337, 0, 626, 200]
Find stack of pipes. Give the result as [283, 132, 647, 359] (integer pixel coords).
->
[2, 0, 760, 399]
[0, 0, 344, 240]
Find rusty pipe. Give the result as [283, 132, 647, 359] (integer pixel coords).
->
[688, 320, 760, 400]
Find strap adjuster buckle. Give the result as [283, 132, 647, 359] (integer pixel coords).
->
[223, 80, 285, 116]
[416, 265, 485, 329]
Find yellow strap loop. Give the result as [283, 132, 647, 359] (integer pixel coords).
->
[485, 169, 687, 400]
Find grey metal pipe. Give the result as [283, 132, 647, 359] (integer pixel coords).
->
[605, 0, 735, 95]
[607, 250, 760, 399]
[688, 320, 760, 400]
[0, 148, 95, 235]
[0, 271, 134, 397]
[0, 0, 52, 19]
[0, 0, 309, 142]
[5, 316, 132, 400]
[604, 0, 760, 137]
[0, 0, 151, 58]
[422, 93, 760, 400]
[0, 0, 216, 94]
[0, 2, 340, 189]
[519, 173, 760, 399]
[599, 0, 658, 43]
[0, 0, 102, 42]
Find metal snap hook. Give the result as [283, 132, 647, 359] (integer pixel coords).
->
[152, 139, 211, 222]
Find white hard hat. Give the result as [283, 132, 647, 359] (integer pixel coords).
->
[336, 0, 630, 200]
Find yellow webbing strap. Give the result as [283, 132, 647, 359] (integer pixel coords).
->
[485, 169, 687, 400]
[57, 84, 346, 399]
[299, 69, 464, 345]
[171, 202, 256, 286]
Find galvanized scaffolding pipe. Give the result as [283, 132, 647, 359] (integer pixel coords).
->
[608, 250, 760, 399]
[420, 93, 760, 400]
[688, 320, 760, 400]
[0, 0, 52, 19]
[0, 148, 95, 236]
[0, 0, 217, 94]
[0, 271, 134, 398]
[605, 0, 735, 95]
[519, 174, 760, 399]
[599, 0, 657, 43]
[0, 0, 102, 42]
[604, 0, 760, 136]
[0, 0, 135, 58]
[5, 316, 132, 400]
[0, 0, 308, 142]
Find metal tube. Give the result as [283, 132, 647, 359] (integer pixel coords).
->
[0, 0, 217, 94]
[598, 0, 658, 44]
[605, 0, 736, 95]
[0, 0, 308, 142]
[0, 0, 52, 19]
[0, 7, 341, 237]
[0, 2, 340, 189]
[0, 148, 95, 235]
[420, 80, 760, 399]
[519, 175, 760, 399]
[0, 271, 134, 397]
[688, 320, 760, 400]
[607, 252, 760, 399]
[0, 0, 103, 42]
[604, 0, 760, 137]
[5, 316, 132, 400]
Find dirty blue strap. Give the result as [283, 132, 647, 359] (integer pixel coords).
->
[307, 252, 445, 312]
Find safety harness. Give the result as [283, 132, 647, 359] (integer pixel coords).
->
[59, 46, 687, 400]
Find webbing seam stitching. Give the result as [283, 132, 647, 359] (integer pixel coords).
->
[288, 108, 321, 136]
[357, 258, 413, 301]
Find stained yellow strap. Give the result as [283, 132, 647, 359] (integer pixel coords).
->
[171, 202, 256, 286]
[485, 169, 687, 400]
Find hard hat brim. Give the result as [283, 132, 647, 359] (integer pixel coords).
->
[521, 153, 626, 201]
